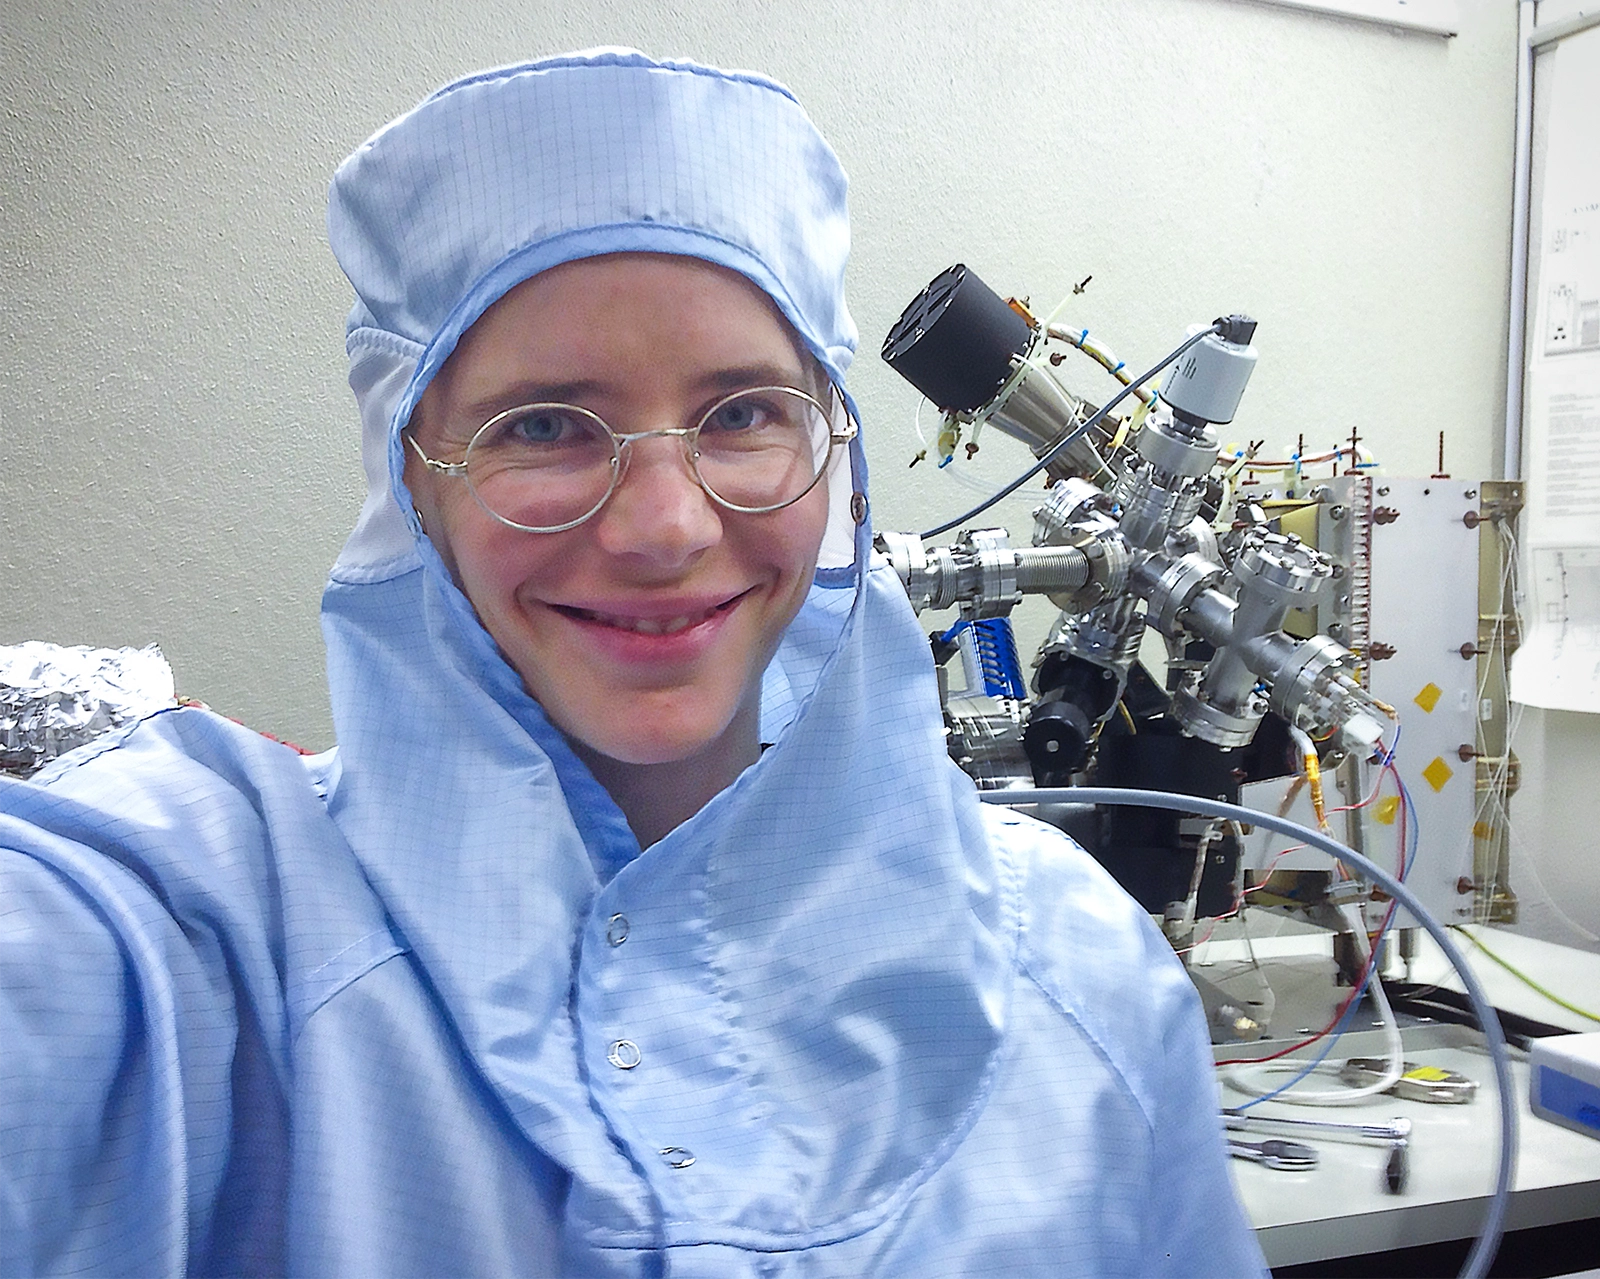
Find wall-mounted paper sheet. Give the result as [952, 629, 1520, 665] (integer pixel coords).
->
[1511, 24, 1600, 713]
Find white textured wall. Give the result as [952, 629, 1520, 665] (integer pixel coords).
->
[3, 0, 1519, 758]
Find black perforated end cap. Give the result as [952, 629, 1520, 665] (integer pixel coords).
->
[882, 264, 1033, 413]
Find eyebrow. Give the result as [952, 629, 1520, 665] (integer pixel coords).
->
[457, 362, 811, 426]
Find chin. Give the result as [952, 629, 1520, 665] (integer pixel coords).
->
[557, 696, 750, 771]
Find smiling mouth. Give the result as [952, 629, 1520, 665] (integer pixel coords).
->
[557, 596, 743, 635]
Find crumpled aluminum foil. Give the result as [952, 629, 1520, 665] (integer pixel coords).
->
[0, 642, 176, 777]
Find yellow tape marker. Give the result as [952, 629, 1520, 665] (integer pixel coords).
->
[1404, 1065, 1454, 1083]
[1414, 683, 1443, 713]
[1374, 796, 1401, 825]
[1422, 757, 1454, 792]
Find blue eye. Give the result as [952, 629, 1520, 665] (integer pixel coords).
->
[704, 393, 790, 436]
[707, 400, 761, 433]
[509, 408, 577, 444]
[476, 405, 608, 455]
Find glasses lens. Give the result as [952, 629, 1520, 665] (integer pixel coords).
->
[465, 404, 619, 531]
[692, 387, 831, 511]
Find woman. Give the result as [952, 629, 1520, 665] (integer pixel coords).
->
[0, 50, 1264, 1277]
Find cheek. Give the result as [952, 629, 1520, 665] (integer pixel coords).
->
[420, 485, 564, 622]
[764, 489, 829, 614]
[458, 528, 564, 614]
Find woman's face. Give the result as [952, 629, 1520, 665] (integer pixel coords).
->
[405, 253, 832, 767]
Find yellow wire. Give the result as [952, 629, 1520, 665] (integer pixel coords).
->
[1449, 925, 1600, 1024]
[1303, 749, 1328, 831]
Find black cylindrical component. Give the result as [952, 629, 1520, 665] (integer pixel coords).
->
[1033, 652, 1121, 722]
[1024, 701, 1094, 783]
[882, 264, 1032, 413]
[1025, 653, 1123, 785]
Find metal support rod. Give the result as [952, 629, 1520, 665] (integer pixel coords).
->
[1528, 6, 1600, 48]
[1504, 0, 1535, 482]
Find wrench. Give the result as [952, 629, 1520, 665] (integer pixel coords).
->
[1227, 1137, 1319, 1171]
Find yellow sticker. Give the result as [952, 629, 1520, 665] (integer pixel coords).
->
[1473, 821, 1497, 840]
[1403, 1066, 1453, 1082]
[1374, 796, 1401, 825]
[1422, 757, 1454, 792]
[1414, 683, 1443, 713]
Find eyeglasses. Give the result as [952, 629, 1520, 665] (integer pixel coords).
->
[406, 384, 855, 534]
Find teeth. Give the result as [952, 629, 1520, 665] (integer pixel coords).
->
[576, 607, 712, 634]
[628, 615, 693, 635]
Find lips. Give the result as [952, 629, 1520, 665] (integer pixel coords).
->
[553, 593, 746, 636]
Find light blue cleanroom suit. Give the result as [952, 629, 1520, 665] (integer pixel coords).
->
[0, 50, 1266, 1278]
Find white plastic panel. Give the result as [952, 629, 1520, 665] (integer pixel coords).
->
[1241, 478, 1482, 927]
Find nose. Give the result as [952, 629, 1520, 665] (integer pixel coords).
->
[593, 433, 722, 566]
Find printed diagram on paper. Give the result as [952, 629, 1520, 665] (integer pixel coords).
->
[1516, 547, 1600, 713]
[1513, 365, 1600, 714]
[1543, 203, 1600, 357]
[1512, 27, 1600, 714]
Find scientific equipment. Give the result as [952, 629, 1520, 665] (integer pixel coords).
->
[878, 263, 1522, 936]
[879, 265, 1388, 940]
[1, 643, 176, 777]
[887, 270, 1524, 1274]
[1529, 1031, 1600, 1141]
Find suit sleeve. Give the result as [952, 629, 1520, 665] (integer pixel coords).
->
[1139, 960, 1267, 1278]
[0, 832, 231, 1278]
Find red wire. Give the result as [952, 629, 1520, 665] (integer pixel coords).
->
[1215, 913, 1390, 1066]
[1215, 747, 1408, 1067]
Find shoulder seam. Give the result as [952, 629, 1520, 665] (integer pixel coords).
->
[1014, 951, 1159, 1137]
[292, 928, 409, 1042]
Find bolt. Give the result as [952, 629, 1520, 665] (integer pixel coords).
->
[1329, 505, 1347, 521]
[1373, 507, 1400, 525]
[1378, 486, 1391, 496]
[1456, 876, 1476, 895]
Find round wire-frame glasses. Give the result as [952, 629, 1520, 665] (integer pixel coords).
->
[406, 384, 856, 534]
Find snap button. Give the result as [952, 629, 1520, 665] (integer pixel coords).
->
[607, 1039, 642, 1070]
[606, 913, 630, 946]
[850, 491, 868, 524]
[660, 1147, 696, 1169]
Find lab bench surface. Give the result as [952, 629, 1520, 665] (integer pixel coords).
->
[1214, 931, 1600, 1273]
